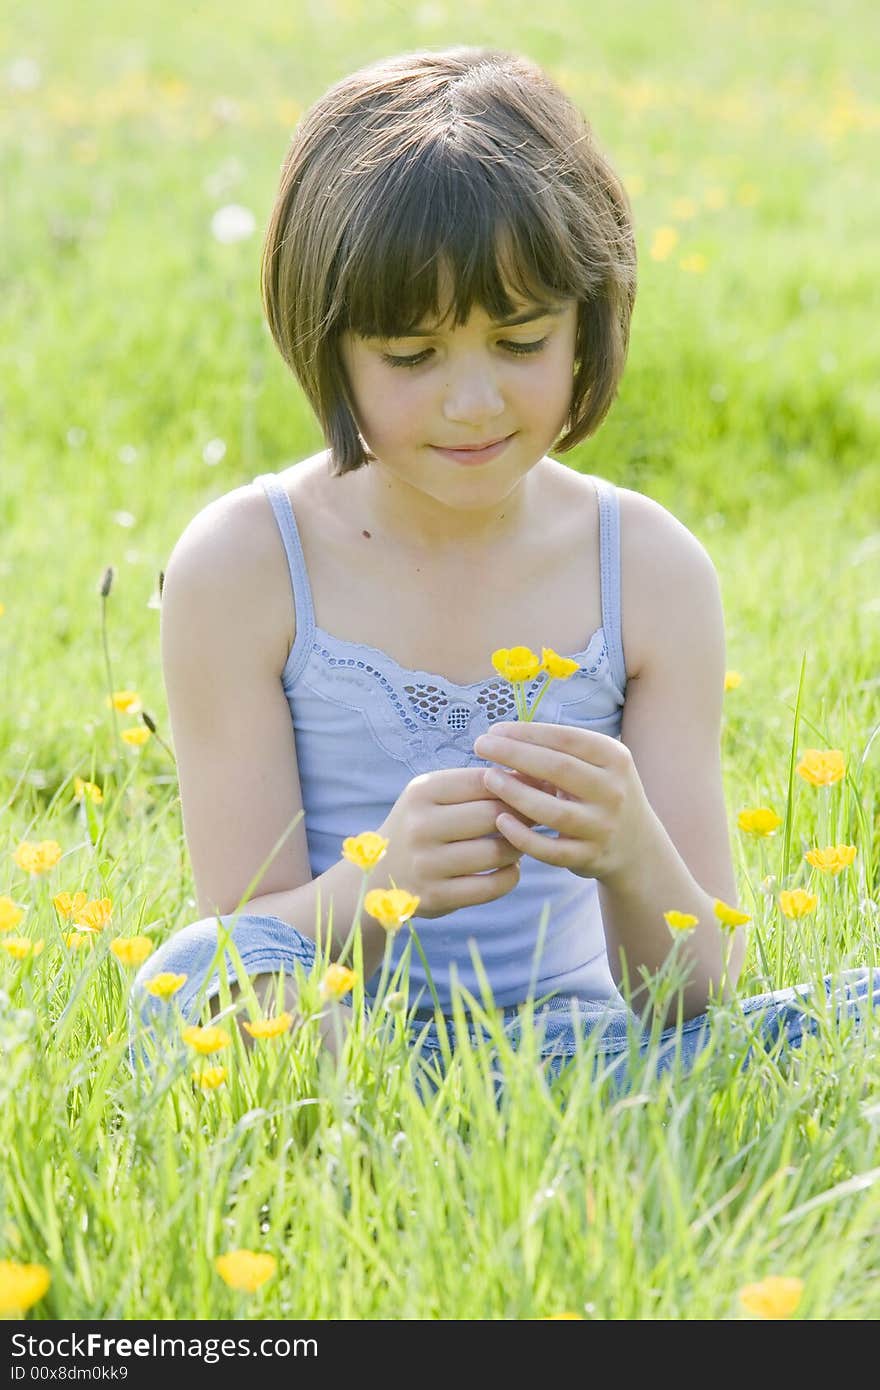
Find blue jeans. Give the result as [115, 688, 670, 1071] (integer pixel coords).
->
[127, 912, 880, 1098]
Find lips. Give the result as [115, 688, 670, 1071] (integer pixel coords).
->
[440, 435, 510, 451]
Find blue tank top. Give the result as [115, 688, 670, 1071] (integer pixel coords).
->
[253, 469, 628, 1014]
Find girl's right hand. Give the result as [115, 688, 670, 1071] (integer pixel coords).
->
[374, 767, 547, 920]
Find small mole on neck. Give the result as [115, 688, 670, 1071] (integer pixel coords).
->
[362, 530, 371, 539]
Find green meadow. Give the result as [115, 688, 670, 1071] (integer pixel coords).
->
[1, 0, 879, 1319]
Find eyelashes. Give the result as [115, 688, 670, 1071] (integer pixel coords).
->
[380, 339, 549, 370]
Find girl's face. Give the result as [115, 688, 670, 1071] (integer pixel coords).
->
[338, 281, 579, 521]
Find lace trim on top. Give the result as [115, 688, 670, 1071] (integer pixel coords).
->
[304, 622, 614, 733]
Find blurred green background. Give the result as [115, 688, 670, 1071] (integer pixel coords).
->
[1, 0, 878, 818]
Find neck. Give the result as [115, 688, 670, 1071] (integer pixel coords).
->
[344, 457, 549, 558]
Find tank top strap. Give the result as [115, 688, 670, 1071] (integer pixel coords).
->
[590, 475, 627, 695]
[252, 472, 317, 656]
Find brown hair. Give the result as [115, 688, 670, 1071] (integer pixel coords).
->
[260, 46, 637, 476]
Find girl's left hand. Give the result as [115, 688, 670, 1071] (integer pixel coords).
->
[472, 720, 654, 885]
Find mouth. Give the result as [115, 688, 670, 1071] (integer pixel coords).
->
[430, 433, 516, 465]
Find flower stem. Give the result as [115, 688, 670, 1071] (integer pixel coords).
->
[99, 582, 122, 767]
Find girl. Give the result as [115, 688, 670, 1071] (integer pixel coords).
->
[128, 45, 878, 1093]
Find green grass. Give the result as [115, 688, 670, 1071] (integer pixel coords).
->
[2, 0, 880, 1320]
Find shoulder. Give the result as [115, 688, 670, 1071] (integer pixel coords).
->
[164, 479, 296, 675]
[615, 486, 722, 681]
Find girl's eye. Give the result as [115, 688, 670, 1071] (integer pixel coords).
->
[380, 338, 548, 370]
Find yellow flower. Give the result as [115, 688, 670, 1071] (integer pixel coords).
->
[109, 935, 154, 966]
[73, 777, 104, 805]
[0, 602, 5, 618]
[539, 647, 581, 680]
[664, 910, 699, 934]
[73, 897, 113, 931]
[724, 670, 743, 691]
[777, 889, 817, 920]
[703, 186, 728, 210]
[342, 831, 390, 871]
[63, 931, 96, 951]
[0, 1260, 51, 1313]
[194, 1066, 228, 1089]
[319, 964, 357, 1002]
[241, 1012, 294, 1038]
[182, 1024, 230, 1055]
[364, 888, 421, 934]
[736, 182, 760, 206]
[121, 725, 151, 747]
[679, 253, 708, 273]
[0, 937, 44, 960]
[144, 971, 187, 999]
[796, 749, 846, 787]
[491, 645, 544, 683]
[54, 890, 89, 919]
[713, 899, 751, 932]
[804, 844, 857, 875]
[737, 807, 783, 836]
[214, 1249, 277, 1293]
[543, 1312, 583, 1319]
[0, 896, 26, 932]
[671, 196, 698, 220]
[649, 225, 679, 260]
[12, 840, 63, 874]
[738, 1275, 803, 1319]
[107, 689, 142, 713]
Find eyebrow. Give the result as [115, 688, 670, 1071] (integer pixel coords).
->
[387, 304, 567, 339]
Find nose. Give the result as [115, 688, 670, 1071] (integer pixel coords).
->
[441, 357, 506, 428]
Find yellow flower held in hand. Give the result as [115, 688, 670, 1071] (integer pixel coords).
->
[242, 1012, 294, 1039]
[342, 830, 390, 871]
[0, 1260, 51, 1314]
[320, 963, 357, 1001]
[491, 645, 544, 684]
[539, 647, 581, 680]
[215, 1249, 277, 1293]
[12, 840, 63, 875]
[777, 889, 817, 920]
[796, 749, 845, 787]
[1, 937, 44, 960]
[805, 844, 857, 875]
[182, 1024, 230, 1055]
[738, 1275, 803, 1319]
[0, 896, 26, 932]
[194, 1066, 228, 1089]
[364, 888, 420, 934]
[664, 910, 699, 934]
[713, 899, 751, 932]
[145, 971, 188, 999]
[737, 807, 782, 836]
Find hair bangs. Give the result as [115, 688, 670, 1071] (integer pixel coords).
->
[336, 142, 576, 343]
